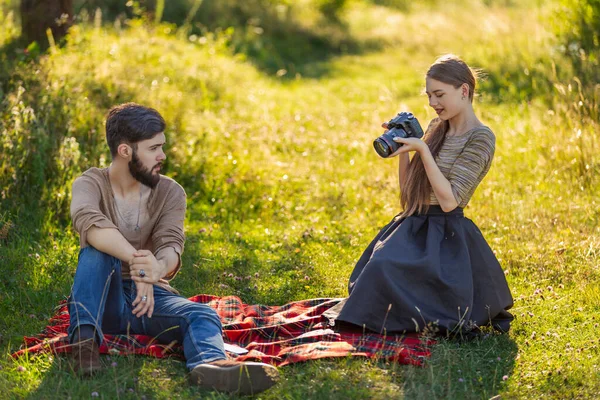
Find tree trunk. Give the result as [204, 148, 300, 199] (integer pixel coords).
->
[20, 0, 73, 47]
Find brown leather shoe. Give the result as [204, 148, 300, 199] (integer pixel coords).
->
[71, 338, 102, 376]
[190, 359, 279, 395]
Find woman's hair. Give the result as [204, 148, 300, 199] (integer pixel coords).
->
[400, 54, 480, 217]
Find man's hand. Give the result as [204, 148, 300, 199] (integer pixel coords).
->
[129, 250, 166, 284]
[132, 281, 155, 318]
[129, 250, 166, 318]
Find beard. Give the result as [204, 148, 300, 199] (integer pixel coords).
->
[129, 151, 161, 189]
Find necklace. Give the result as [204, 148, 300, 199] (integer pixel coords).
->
[134, 188, 142, 232]
[113, 185, 143, 232]
[108, 168, 145, 251]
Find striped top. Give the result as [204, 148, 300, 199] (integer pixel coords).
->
[429, 125, 495, 208]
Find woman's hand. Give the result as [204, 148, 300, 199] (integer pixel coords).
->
[392, 137, 428, 154]
[381, 122, 427, 157]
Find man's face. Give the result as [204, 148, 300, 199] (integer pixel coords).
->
[128, 133, 166, 188]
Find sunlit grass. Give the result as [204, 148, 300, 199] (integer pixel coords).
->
[1, 0, 599, 398]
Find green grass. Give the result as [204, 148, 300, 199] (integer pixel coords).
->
[1, 0, 600, 398]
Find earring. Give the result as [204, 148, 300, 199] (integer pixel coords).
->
[461, 95, 466, 100]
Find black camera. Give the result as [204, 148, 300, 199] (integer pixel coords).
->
[373, 112, 424, 158]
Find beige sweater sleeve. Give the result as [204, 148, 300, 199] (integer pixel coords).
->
[70, 174, 118, 247]
[152, 183, 186, 280]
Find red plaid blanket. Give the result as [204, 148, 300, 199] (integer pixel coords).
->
[12, 295, 433, 366]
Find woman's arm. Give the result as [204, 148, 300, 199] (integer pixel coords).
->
[398, 153, 410, 194]
[419, 149, 458, 212]
[382, 122, 411, 194]
[394, 130, 495, 212]
[392, 137, 458, 212]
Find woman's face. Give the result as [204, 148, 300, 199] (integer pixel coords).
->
[425, 77, 467, 121]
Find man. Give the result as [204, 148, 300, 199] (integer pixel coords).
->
[68, 103, 278, 395]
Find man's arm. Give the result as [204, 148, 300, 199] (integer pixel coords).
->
[86, 227, 137, 263]
[71, 174, 137, 262]
[129, 182, 187, 283]
[155, 247, 180, 279]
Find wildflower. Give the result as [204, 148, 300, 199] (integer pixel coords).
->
[228, 273, 233, 278]
[245, 275, 251, 280]
[304, 275, 310, 281]
[91, 392, 99, 397]
[254, 272, 259, 278]
[17, 366, 26, 372]
[497, 356, 501, 361]
[219, 284, 229, 289]
[199, 228, 207, 233]
[222, 272, 227, 277]
[29, 314, 36, 319]
[111, 362, 117, 367]
[128, 387, 135, 392]
[458, 378, 464, 383]
[502, 375, 508, 381]
[235, 276, 242, 281]
[253, 284, 258, 289]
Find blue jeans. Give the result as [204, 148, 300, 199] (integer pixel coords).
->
[67, 246, 227, 370]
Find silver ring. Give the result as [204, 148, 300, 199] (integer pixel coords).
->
[141, 295, 148, 302]
[139, 269, 146, 278]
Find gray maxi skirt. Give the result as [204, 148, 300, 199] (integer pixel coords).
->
[324, 206, 514, 335]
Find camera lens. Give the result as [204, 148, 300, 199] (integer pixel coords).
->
[373, 139, 390, 157]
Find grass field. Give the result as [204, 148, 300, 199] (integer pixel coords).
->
[1, 0, 599, 398]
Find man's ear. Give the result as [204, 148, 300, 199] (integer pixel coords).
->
[117, 143, 132, 159]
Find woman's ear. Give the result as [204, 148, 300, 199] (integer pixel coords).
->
[462, 83, 470, 98]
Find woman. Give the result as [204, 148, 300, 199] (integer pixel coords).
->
[326, 54, 514, 336]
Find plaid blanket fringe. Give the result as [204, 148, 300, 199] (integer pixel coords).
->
[12, 295, 434, 367]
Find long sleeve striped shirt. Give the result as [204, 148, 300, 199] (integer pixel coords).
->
[429, 126, 496, 208]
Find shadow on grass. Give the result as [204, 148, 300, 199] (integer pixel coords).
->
[21, 351, 190, 399]
[77, 0, 383, 80]
[228, 23, 382, 80]
[179, 227, 332, 305]
[398, 333, 519, 398]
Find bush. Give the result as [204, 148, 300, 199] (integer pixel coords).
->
[555, 0, 599, 74]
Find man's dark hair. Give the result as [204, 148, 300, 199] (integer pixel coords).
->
[106, 103, 166, 157]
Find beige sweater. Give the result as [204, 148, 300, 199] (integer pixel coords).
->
[70, 167, 186, 293]
[429, 126, 496, 208]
